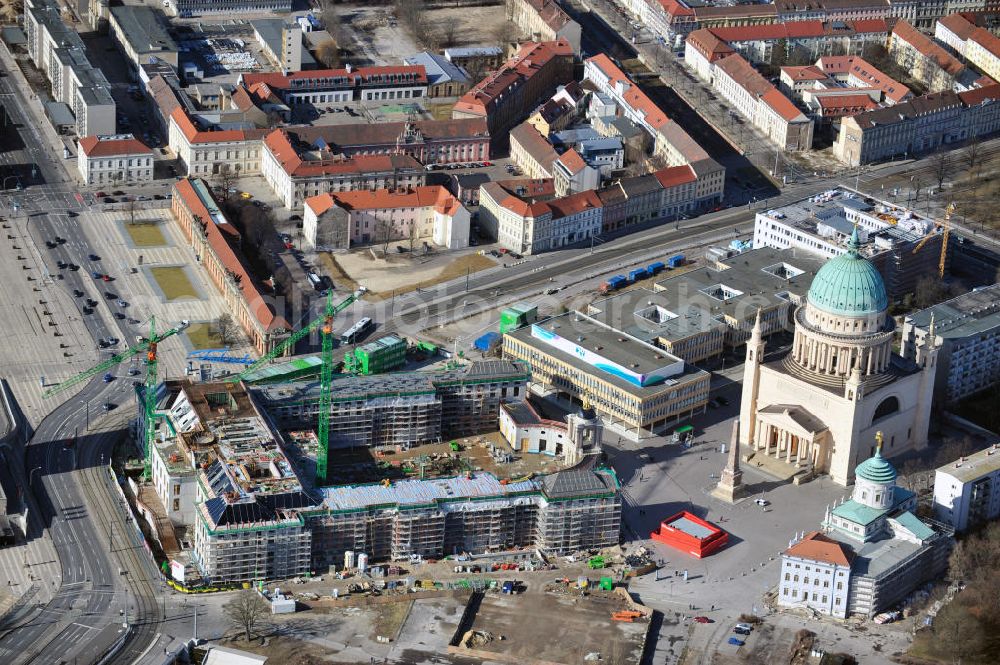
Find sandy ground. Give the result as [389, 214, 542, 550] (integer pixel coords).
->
[321, 249, 497, 297]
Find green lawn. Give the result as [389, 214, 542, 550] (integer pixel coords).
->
[185, 323, 225, 350]
[150, 267, 199, 301]
[124, 222, 167, 247]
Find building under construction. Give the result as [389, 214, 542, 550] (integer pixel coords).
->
[306, 460, 621, 569]
[255, 360, 530, 449]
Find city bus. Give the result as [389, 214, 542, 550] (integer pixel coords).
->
[340, 317, 374, 345]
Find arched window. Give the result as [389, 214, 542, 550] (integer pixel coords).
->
[872, 396, 900, 423]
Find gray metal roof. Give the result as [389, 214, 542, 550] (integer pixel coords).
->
[905, 283, 1000, 339]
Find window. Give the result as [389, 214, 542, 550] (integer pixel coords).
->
[784, 573, 790, 581]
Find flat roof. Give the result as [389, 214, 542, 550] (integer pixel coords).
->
[506, 312, 708, 395]
[110, 5, 177, 54]
[587, 247, 824, 342]
[905, 284, 1000, 340]
[936, 444, 1000, 483]
[666, 514, 715, 539]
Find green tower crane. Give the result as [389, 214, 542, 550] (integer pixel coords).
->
[226, 288, 366, 485]
[44, 317, 187, 480]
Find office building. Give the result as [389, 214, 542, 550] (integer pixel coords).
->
[503, 310, 711, 436]
[77, 134, 153, 185]
[108, 6, 178, 73]
[239, 65, 429, 105]
[900, 283, 1000, 402]
[167, 0, 291, 17]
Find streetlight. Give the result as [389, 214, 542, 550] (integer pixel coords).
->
[29, 466, 41, 487]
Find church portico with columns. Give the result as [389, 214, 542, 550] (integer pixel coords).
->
[740, 228, 939, 486]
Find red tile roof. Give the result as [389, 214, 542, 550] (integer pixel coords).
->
[658, 0, 694, 17]
[715, 54, 805, 122]
[306, 185, 461, 216]
[522, 0, 576, 32]
[784, 531, 853, 567]
[708, 18, 886, 44]
[958, 82, 1000, 105]
[546, 188, 603, 218]
[816, 55, 911, 103]
[815, 93, 879, 116]
[762, 88, 806, 122]
[585, 53, 670, 130]
[454, 40, 573, 116]
[173, 179, 288, 332]
[262, 129, 422, 177]
[781, 65, 828, 82]
[170, 108, 266, 144]
[556, 148, 587, 175]
[79, 134, 152, 157]
[969, 26, 1000, 58]
[937, 13, 977, 41]
[686, 29, 736, 61]
[892, 21, 966, 77]
[652, 164, 697, 188]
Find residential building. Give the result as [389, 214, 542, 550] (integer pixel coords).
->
[77, 134, 153, 185]
[698, 20, 891, 67]
[778, 532, 853, 618]
[252, 19, 312, 73]
[779, 447, 952, 618]
[303, 185, 470, 250]
[506, 0, 583, 53]
[510, 122, 560, 177]
[239, 65, 429, 106]
[739, 225, 940, 486]
[503, 310, 711, 436]
[170, 178, 291, 355]
[165, 0, 291, 18]
[585, 247, 826, 363]
[781, 56, 912, 107]
[261, 129, 425, 209]
[257, 360, 531, 449]
[453, 40, 575, 144]
[689, 50, 814, 151]
[168, 108, 267, 176]
[834, 84, 1000, 164]
[307, 463, 621, 566]
[553, 148, 601, 196]
[23, 0, 116, 136]
[404, 52, 472, 97]
[752, 188, 945, 302]
[956, 24, 1000, 81]
[889, 21, 972, 91]
[900, 283, 1000, 402]
[933, 442, 1000, 531]
[108, 6, 178, 73]
[526, 81, 587, 137]
[935, 12, 982, 55]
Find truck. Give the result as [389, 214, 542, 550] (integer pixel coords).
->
[647, 261, 665, 276]
[628, 267, 649, 283]
[599, 275, 627, 294]
[667, 254, 686, 269]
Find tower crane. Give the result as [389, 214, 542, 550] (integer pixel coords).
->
[44, 317, 187, 480]
[911, 202, 954, 279]
[226, 288, 366, 485]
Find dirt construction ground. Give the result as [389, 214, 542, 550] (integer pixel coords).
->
[321, 249, 496, 298]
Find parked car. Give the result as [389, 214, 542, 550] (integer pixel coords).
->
[733, 626, 751, 635]
[68, 264, 79, 271]
[728, 637, 745, 646]
[73, 289, 84, 297]
[102, 274, 112, 282]
[113, 312, 125, 320]
[88, 254, 100, 261]
[105, 291, 117, 299]
[693, 616, 712, 624]
[56, 260, 67, 269]
[116, 299, 128, 308]
[102, 373, 113, 383]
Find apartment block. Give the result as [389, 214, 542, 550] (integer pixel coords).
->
[889, 21, 973, 91]
[261, 130, 425, 210]
[23, 0, 116, 136]
[700, 20, 890, 67]
[503, 311, 711, 436]
[307, 464, 621, 566]
[167, 0, 291, 17]
[256, 360, 531, 446]
[77, 134, 153, 185]
[303, 185, 470, 250]
[933, 443, 1000, 531]
[453, 40, 575, 144]
[900, 283, 1000, 402]
[834, 84, 1000, 164]
[171, 178, 291, 355]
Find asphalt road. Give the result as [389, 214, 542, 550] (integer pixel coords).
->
[0, 52, 162, 664]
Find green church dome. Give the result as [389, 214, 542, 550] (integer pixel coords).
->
[855, 447, 897, 485]
[807, 228, 888, 317]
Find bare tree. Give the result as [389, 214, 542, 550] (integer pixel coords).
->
[493, 21, 519, 51]
[407, 220, 418, 253]
[125, 196, 138, 226]
[213, 164, 238, 202]
[964, 135, 982, 179]
[440, 16, 460, 48]
[224, 589, 268, 642]
[214, 313, 236, 346]
[931, 151, 949, 191]
[375, 218, 393, 256]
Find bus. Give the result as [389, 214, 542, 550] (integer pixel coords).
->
[340, 317, 374, 345]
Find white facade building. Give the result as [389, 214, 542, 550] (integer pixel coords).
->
[77, 134, 154, 185]
[779, 532, 853, 618]
[933, 443, 1000, 532]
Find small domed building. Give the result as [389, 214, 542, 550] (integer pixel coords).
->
[739, 228, 939, 485]
[778, 441, 952, 618]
